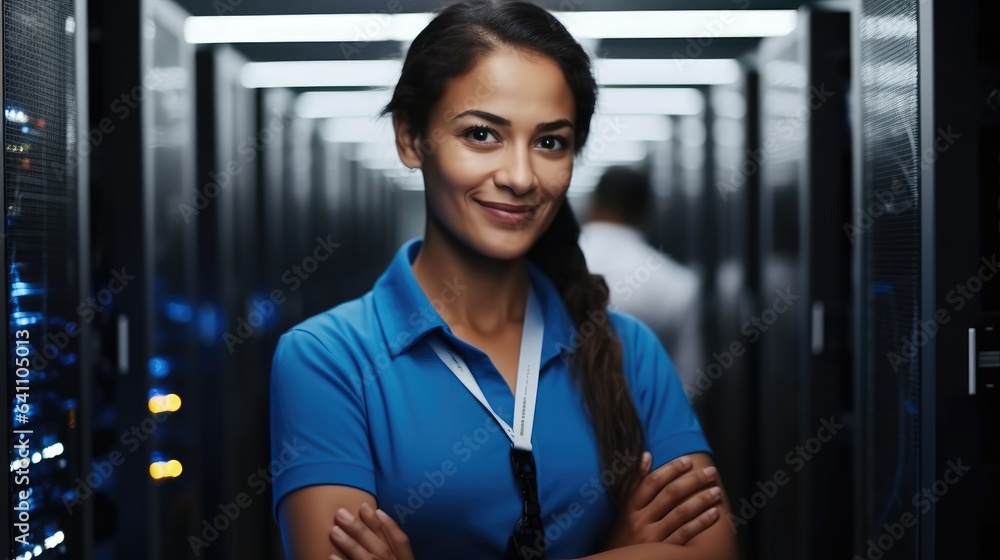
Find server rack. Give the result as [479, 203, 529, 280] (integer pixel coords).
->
[704, 72, 757, 560]
[852, 0, 925, 556]
[88, 0, 199, 557]
[195, 43, 276, 559]
[3, 1, 87, 558]
[756, 8, 852, 560]
[910, 0, 998, 556]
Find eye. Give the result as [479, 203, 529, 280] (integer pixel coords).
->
[537, 136, 568, 151]
[464, 125, 499, 144]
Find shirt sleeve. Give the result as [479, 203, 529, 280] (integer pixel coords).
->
[269, 327, 375, 521]
[614, 312, 713, 470]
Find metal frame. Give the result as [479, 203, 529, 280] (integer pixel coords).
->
[1, 4, 9, 553]
[75, 0, 94, 558]
[917, 0, 936, 557]
[849, 0, 868, 552]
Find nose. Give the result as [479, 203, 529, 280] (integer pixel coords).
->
[492, 146, 536, 196]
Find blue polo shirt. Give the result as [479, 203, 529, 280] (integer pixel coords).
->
[270, 237, 711, 559]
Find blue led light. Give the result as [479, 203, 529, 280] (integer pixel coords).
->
[197, 303, 222, 340]
[872, 282, 893, 294]
[149, 357, 171, 378]
[11, 311, 41, 326]
[165, 299, 194, 323]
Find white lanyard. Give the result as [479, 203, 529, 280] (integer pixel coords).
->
[428, 286, 544, 452]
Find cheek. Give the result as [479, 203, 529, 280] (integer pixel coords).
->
[536, 158, 574, 193]
[434, 145, 495, 189]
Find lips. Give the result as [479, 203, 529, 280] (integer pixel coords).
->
[474, 199, 537, 227]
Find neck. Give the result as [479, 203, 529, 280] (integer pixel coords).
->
[586, 207, 639, 228]
[411, 221, 530, 336]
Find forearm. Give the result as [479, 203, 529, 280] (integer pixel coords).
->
[572, 542, 735, 560]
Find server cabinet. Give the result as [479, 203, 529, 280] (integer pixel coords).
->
[194, 43, 276, 560]
[704, 73, 757, 560]
[3, 1, 87, 558]
[851, 0, 926, 557]
[756, 8, 852, 560]
[894, 0, 1000, 556]
[88, 0, 199, 558]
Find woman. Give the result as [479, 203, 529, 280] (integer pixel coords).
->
[269, 1, 738, 559]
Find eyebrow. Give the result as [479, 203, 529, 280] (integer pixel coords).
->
[450, 109, 574, 132]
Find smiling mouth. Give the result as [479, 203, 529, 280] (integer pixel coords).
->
[474, 199, 538, 226]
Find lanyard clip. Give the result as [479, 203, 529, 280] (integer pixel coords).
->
[510, 446, 537, 480]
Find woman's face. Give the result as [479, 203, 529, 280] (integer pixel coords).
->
[395, 49, 576, 260]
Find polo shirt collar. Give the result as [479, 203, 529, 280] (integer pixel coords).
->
[372, 237, 577, 366]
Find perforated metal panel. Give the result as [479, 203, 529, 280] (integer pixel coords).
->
[858, 0, 922, 555]
[4, 1, 82, 558]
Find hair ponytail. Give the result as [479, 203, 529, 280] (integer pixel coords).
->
[528, 201, 646, 510]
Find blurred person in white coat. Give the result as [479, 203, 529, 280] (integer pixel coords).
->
[578, 166, 703, 399]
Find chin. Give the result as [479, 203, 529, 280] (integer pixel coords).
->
[467, 229, 539, 261]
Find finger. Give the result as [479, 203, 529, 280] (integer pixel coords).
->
[359, 503, 410, 560]
[357, 503, 388, 541]
[331, 507, 394, 559]
[657, 485, 722, 538]
[646, 466, 719, 518]
[375, 509, 415, 560]
[663, 506, 720, 546]
[329, 524, 371, 560]
[630, 455, 693, 510]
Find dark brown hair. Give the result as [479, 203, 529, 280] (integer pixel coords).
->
[380, 0, 646, 509]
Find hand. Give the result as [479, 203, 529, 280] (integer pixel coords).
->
[329, 503, 415, 560]
[603, 452, 722, 550]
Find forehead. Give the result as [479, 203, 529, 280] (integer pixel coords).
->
[436, 49, 575, 123]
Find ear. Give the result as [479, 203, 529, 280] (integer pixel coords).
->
[392, 114, 423, 170]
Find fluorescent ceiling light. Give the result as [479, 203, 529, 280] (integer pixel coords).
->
[554, 10, 797, 39]
[597, 88, 704, 115]
[296, 89, 393, 118]
[244, 59, 728, 90]
[241, 60, 402, 88]
[184, 10, 795, 44]
[355, 142, 404, 167]
[320, 117, 393, 143]
[595, 58, 740, 86]
[390, 174, 427, 191]
[185, 13, 433, 43]
[591, 114, 672, 141]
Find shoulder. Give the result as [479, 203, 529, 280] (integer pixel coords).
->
[606, 308, 683, 383]
[606, 308, 666, 366]
[272, 292, 380, 374]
